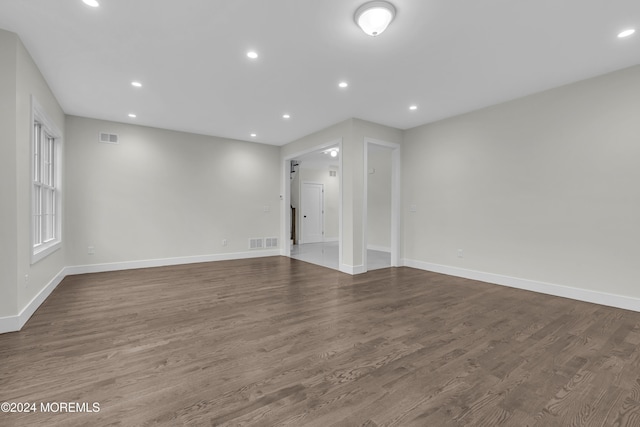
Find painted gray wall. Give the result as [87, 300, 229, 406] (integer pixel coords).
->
[0, 29, 18, 318]
[0, 29, 66, 321]
[403, 65, 640, 298]
[65, 116, 281, 266]
[367, 147, 392, 250]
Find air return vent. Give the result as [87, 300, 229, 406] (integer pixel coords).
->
[99, 132, 119, 144]
[265, 237, 278, 248]
[249, 238, 264, 250]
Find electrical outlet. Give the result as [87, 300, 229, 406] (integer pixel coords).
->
[24, 274, 29, 286]
[457, 249, 463, 258]
[88, 246, 95, 255]
[263, 205, 270, 212]
[222, 239, 228, 247]
[409, 205, 417, 212]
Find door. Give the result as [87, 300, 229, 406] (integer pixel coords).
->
[301, 182, 324, 243]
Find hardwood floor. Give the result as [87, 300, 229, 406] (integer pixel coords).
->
[2, 257, 640, 426]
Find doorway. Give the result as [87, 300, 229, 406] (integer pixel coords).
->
[300, 182, 324, 244]
[283, 139, 342, 271]
[363, 138, 401, 271]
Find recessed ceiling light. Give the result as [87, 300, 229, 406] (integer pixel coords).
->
[82, 0, 99, 7]
[282, 114, 291, 119]
[131, 81, 142, 88]
[128, 113, 137, 118]
[247, 51, 258, 59]
[618, 29, 636, 38]
[339, 82, 349, 88]
[409, 105, 418, 110]
[250, 133, 257, 137]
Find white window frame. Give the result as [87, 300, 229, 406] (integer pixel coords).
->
[31, 96, 62, 264]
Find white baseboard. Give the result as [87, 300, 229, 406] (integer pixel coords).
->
[0, 250, 281, 335]
[340, 264, 366, 275]
[0, 267, 66, 334]
[367, 244, 391, 253]
[65, 250, 280, 275]
[402, 258, 640, 313]
[0, 315, 20, 335]
[324, 237, 339, 243]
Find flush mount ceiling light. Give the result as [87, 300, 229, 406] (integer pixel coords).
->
[338, 81, 349, 88]
[82, 0, 99, 7]
[409, 105, 418, 110]
[618, 29, 636, 38]
[250, 133, 257, 137]
[247, 51, 258, 59]
[282, 114, 291, 119]
[323, 147, 340, 157]
[131, 81, 142, 88]
[354, 1, 396, 37]
[128, 113, 137, 118]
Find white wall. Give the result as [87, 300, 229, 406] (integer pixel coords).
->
[0, 29, 66, 324]
[16, 35, 66, 312]
[403, 65, 640, 300]
[65, 116, 281, 266]
[0, 29, 18, 318]
[367, 146, 392, 251]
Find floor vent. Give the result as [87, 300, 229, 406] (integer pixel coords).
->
[265, 237, 278, 248]
[99, 132, 119, 144]
[249, 238, 264, 250]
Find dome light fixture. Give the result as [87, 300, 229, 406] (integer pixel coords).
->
[323, 147, 340, 157]
[354, 1, 396, 37]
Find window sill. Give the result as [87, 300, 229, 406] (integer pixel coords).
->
[32, 240, 62, 265]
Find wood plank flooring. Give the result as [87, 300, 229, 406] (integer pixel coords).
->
[2, 256, 640, 426]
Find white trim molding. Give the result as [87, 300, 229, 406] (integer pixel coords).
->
[402, 258, 640, 313]
[340, 264, 366, 275]
[0, 250, 281, 334]
[0, 267, 66, 334]
[280, 138, 343, 267]
[65, 250, 281, 276]
[367, 244, 391, 253]
[363, 137, 401, 272]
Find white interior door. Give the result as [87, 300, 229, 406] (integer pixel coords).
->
[301, 182, 324, 243]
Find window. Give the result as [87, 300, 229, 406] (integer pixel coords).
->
[31, 97, 62, 263]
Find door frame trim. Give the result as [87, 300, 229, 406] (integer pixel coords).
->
[363, 137, 401, 270]
[281, 138, 343, 271]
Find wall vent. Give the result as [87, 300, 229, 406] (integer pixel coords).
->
[249, 238, 264, 250]
[99, 132, 119, 144]
[329, 170, 337, 177]
[265, 237, 278, 248]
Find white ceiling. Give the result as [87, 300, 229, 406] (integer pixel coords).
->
[0, 0, 638, 146]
